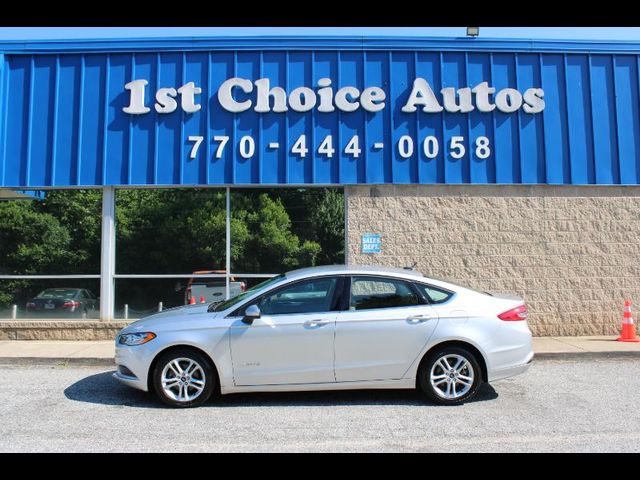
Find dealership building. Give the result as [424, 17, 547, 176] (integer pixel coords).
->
[1, 35, 640, 337]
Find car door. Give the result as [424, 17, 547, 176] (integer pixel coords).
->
[334, 275, 440, 382]
[229, 276, 343, 386]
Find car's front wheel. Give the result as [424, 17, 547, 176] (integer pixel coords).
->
[152, 349, 216, 408]
[418, 346, 482, 405]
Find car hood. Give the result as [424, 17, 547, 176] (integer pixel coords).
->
[119, 303, 221, 334]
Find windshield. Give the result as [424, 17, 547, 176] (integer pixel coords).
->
[208, 274, 285, 312]
[36, 289, 78, 299]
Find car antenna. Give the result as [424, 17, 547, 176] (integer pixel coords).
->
[404, 261, 418, 270]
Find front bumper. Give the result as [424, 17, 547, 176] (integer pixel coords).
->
[114, 343, 153, 392]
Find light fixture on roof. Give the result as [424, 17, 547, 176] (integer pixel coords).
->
[466, 27, 479, 37]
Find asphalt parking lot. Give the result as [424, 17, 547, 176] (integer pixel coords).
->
[1, 357, 639, 452]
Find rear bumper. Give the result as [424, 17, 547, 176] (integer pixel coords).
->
[489, 351, 534, 382]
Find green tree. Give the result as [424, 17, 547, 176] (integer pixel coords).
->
[308, 188, 345, 265]
[0, 200, 74, 307]
[237, 193, 321, 273]
[35, 190, 102, 273]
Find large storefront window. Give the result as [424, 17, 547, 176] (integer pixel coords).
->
[230, 188, 345, 278]
[113, 187, 345, 318]
[0, 187, 345, 320]
[115, 188, 227, 274]
[0, 190, 102, 320]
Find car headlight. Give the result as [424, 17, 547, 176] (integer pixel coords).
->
[118, 332, 156, 346]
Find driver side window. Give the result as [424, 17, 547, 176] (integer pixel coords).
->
[256, 277, 339, 316]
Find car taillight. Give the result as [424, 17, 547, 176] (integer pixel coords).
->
[62, 301, 80, 308]
[498, 305, 528, 321]
[240, 282, 247, 291]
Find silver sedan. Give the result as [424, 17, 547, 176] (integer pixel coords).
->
[114, 265, 533, 407]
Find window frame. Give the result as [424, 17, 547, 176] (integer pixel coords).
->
[345, 275, 428, 312]
[412, 281, 456, 305]
[229, 275, 346, 317]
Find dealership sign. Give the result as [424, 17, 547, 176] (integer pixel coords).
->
[123, 78, 546, 115]
[120, 77, 546, 170]
[5, 40, 634, 187]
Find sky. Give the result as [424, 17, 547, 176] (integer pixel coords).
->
[1, 27, 640, 41]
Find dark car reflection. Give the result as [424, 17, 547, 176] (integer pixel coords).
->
[26, 288, 99, 318]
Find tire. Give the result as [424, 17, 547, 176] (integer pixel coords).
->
[418, 346, 482, 405]
[152, 348, 216, 408]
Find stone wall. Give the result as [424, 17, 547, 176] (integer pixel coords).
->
[346, 185, 640, 336]
[0, 320, 131, 340]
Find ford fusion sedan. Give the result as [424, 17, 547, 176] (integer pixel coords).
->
[114, 265, 533, 407]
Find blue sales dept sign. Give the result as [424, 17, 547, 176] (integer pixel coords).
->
[362, 234, 382, 254]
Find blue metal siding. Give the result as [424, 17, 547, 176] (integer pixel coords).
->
[0, 54, 5, 185]
[1, 40, 640, 187]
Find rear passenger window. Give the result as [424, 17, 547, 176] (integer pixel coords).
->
[350, 276, 420, 310]
[414, 283, 453, 304]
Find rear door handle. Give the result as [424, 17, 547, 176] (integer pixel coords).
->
[304, 319, 330, 327]
[407, 315, 433, 324]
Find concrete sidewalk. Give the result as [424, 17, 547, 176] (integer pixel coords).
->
[0, 340, 115, 365]
[0, 336, 638, 366]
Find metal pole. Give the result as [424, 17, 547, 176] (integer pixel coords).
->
[11, 305, 17, 320]
[124, 304, 128, 320]
[100, 186, 116, 321]
[343, 187, 349, 265]
[158, 301, 163, 312]
[225, 187, 231, 300]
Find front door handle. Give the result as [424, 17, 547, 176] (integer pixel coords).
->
[407, 315, 433, 324]
[304, 319, 330, 327]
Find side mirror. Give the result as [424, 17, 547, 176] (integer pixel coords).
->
[242, 304, 261, 325]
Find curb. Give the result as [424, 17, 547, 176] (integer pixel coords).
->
[0, 357, 115, 367]
[0, 351, 639, 367]
[533, 351, 640, 360]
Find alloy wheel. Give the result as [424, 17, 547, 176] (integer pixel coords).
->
[160, 357, 207, 403]
[429, 353, 475, 400]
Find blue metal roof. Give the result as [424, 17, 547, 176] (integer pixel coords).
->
[3, 36, 640, 54]
[1, 36, 639, 188]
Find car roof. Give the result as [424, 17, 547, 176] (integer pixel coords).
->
[284, 265, 425, 281]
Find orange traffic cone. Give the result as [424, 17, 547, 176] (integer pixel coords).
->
[617, 300, 640, 343]
[199, 295, 206, 304]
[189, 296, 196, 305]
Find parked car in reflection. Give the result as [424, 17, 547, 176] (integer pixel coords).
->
[26, 288, 99, 318]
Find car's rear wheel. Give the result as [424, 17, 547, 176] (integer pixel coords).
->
[418, 346, 482, 405]
[152, 349, 215, 408]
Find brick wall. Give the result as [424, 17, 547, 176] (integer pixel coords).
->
[346, 185, 640, 336]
